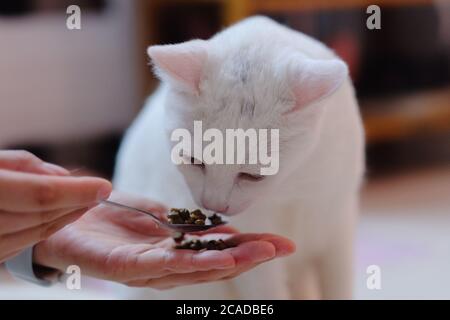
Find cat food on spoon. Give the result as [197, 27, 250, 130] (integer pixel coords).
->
[168, 208, 224, 226]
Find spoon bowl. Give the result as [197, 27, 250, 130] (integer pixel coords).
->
[100, 200, 226, 233]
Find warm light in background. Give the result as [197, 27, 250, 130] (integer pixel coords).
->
[0, 0, 449, 299]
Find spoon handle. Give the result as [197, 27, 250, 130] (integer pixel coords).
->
[99, 199, 169, 228]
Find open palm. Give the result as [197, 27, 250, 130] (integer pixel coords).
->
[34, 192, 295, 289]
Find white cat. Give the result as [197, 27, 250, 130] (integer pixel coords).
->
[114, 16, 364, 299]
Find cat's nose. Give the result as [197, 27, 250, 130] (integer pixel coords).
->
[202, 201, 229, 214]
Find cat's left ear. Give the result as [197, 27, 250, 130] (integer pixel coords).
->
[287, 58, 348, 113]
[147, 39, 208, 94]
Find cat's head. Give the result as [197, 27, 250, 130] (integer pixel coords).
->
[147, 36, 347, 215]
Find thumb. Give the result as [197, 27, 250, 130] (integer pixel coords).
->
[0, 150, 69, 176]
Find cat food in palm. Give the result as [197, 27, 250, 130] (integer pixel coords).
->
[175, 239, 230, 251]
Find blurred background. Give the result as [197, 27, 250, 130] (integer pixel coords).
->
[0, 0, 449, 299]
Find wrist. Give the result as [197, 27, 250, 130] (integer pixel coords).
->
[33, 242, 64, 283]
[33, 240, 60, 271]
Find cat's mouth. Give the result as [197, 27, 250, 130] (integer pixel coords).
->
[198, 199, 252, 216]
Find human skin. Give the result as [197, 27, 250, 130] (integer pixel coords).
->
[0, 149, 295, 289]
[33, 192, 296, 289]
[0, 150, 112, 263]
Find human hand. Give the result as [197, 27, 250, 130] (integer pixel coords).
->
[0, 150, 112, 263]
[33, 192, 295, 289]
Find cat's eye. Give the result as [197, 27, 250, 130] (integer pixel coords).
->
[190, 157, 205, 170]
[238, 172, 266, 182]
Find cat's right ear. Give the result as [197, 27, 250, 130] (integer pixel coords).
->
[286, 58, 348, 114]
[147, 40, 208, 94]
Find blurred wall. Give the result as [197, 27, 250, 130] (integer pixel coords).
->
[0, 0, 140, 148]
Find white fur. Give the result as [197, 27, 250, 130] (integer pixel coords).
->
[114, 16, 365, 299]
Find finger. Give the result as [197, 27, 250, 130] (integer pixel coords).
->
[224, 240, 276, 265]
[192, 225, 239, 236]
[225, 233, 296, 257]
[126, 239, 276, 283]
[214, 240, 280, 280]
[0, 206, 85, 234]
[0, 169, 112, 211]
[158, 238, 277, 274]
[114, 247, 236, 281]
[0, 207, 87, 257]
[127, 241, 276, 289]
[219, 262, 265, 281]
[166, 240, 279, 284]
[0, 150, 69, 176]
[190, 232, 295, 258]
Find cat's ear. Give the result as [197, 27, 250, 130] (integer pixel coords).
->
[147, 39, 208, 94]
[287, 58, 348, 113]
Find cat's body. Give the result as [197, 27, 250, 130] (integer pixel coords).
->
[114, 16, 364, 299]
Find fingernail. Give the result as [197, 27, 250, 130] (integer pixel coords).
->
[42, 162, 70, 175]
[97, 185, 112, 200]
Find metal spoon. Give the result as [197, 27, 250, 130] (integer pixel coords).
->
[99, 199, 225, 233]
